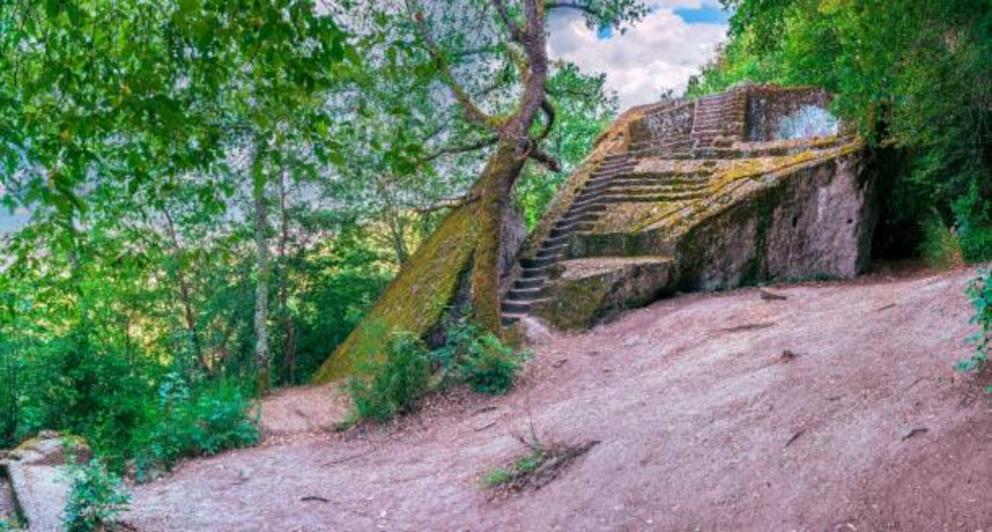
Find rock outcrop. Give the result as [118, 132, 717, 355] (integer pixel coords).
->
[502, 84, 875, 329]
[1, 431, 91, 530]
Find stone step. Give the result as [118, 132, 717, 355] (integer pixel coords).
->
[599, 158, 635, 168]
[513, 276, 546, 290]
[501, 312, 527, 326]
[573, 190, 705, 209]
[501, 298, 549, 314]
[576, 192, 707, 205]
[520, 254, 559, 269]
[565, 202, 609, 215]
[521, 264, 553, 278]
[624, 147, 693, 159]
[542, 233, 572, 247]
[580, 186, 708, 200]
[550, 221, 594, 238]
[506, 286, 545, 301]
[556, 212, 600, 226]
[538, 239, 570, 252]
[536, 246, 567, 261]
[582, 178, 710, 192]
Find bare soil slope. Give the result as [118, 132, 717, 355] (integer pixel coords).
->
[124, 267, 992, 531]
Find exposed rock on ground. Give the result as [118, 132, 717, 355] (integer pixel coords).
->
[123, 266, 992, 531]
[1, 431, 90, 530]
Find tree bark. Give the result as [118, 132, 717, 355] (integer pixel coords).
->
[467, 140, 527, 330]
[162, 207, 204, 370]
[276, 166, 297, 384]
[253, 158, 271, 393]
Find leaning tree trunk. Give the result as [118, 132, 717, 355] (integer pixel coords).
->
[467, 141, 526, 331]
[313, 140, 526, 382]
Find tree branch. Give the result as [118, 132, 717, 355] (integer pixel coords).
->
[534, 98, 555, 142]
[409, 2, 499, 131]
[492, 0, 525, 43]
[527, 145, 561, 172]
[544, 1, 605, 18]
[412, 192, 482, 214]
[420, 135, 499, 163]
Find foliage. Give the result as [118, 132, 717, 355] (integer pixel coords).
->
[514, 64, 618, 228]
[482, 467, 514, 488]
[956, 270, 992, 380]
[0, 0, 640, 471]
[919, 215, 965, 270]
[431, 318, 528, 395]
[693, 0, 992, 261]
[344, 316, 528, 423]
[130, 379, 259, 480]
[62, 459, 130, 532]
[346, 328, 432, 423]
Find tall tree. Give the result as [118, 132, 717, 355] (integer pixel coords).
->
[316, 0, 646, 381]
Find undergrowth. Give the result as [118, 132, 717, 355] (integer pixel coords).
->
[344, 317, 529, 424]
[920, 215, 965, 270]
[62, 459, 130, 532]
[346, 331, 431, 423]
[956, 269, 992, 384]
[130, 378, 259, 481]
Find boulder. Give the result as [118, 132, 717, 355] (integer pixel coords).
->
[1, 431, 91, 531]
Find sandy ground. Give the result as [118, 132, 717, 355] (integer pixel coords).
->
[124, 266, 992, 531]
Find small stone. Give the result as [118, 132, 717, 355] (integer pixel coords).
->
[760, 288, 787, 301]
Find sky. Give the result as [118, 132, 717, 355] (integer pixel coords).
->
[547, 0, 730, 109]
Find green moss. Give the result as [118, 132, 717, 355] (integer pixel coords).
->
[313, 204, 480, 383]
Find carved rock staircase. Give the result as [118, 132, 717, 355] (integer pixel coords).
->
[500, 153, 713, 326]
[690, 90, 747, 150]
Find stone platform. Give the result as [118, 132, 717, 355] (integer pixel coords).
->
[502, 84, 873, 329]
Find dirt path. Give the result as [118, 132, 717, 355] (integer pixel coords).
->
[124, 266, 992, 531]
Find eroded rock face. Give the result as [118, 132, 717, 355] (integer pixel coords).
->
[504, 84, 875, 330]
[677, 151, 874, 291]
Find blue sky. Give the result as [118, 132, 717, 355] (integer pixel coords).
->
[0, 210, 28, 235]
[548, 0, 730, 108]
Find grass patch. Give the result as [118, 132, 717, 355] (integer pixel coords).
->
[481, 440, 599, 493]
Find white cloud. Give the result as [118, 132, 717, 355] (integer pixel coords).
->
[547, 7, 727, 109]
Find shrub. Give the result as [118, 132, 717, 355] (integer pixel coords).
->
[919, 215, 965, 270]
[431, 318, 527, 395]
[344, 319, 528, 424]
[346, 332, 431, 423]
[956, 269, 992, 380]
[62, 459, 130, 532]
[131, 378, 259, 481]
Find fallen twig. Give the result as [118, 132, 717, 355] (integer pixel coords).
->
[785, 429, 805, 447]
[902, 428, 928, 441]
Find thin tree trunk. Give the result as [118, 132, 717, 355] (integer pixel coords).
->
[276, 166, 296, 384]
[253, 157, 271, 393]
[386, 209, 410, 265]
[162, 207, 204, 370]
[376, 176, 410, 266]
